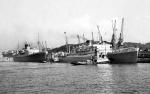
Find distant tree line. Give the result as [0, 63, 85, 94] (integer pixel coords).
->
[124, 42, 150, 51]
[50, 42, 150, 52]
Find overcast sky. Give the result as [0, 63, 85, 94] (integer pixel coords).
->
[0, 0, 150, 50]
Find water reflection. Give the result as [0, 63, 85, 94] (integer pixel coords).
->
[97, 63, 150, 94]
[0, 62, 150, 93]
[97, 64, 114, 94]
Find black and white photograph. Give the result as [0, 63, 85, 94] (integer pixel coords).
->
[0, 0, 150, 93]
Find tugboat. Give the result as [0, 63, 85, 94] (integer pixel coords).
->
[107, 18, 138, 63]
[13, 43, 48, 63]
[94, 41, 111, 64]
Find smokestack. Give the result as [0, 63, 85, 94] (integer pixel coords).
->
[92, 32, 94, 42]
[91, 32, 94, 46]
[64, 32, 68, 52]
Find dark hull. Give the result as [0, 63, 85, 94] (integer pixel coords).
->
[138, 51, 150, 63]
[107, 50, 138, 63]
[138, 58, 150, 63]
[13, 52, 47, 63]
[59, 53, 95, 63]
[71, 62, 88, 65]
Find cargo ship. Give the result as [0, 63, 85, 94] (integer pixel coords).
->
[59, 42, 97, 64]
[107, 47, 138, 63]
[107, 18, 138, 63]
[13, 52, 47, 62]
[13, 43, 48, 63]
[58, 32, 97, 64]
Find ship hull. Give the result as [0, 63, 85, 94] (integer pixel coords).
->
[138, 58, 150, 63]
[138, 51, 150, 63]
[107, 50, 138, 63]
[13, 52, 47, 63]
[59, 53, 96, 63]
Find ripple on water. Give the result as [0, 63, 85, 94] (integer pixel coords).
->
[0, 62, 150, 94]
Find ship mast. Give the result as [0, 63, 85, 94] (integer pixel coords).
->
[121, 18, 124, 39]
[92, 32, 94, 42]
[77, 34, 80, 44]
[97, 25, 103, 43]
[42, 41, 45, 49]
[118, 18, 124, 47]
[17, 40, 19, 49]
[90, 32, 94, 47]
[45, 41, 47, 50]
[83, 34, 85, 43]
[120, 17, 124, 42]
[37, 32, 41, 51]
[111, 20, 117, 49]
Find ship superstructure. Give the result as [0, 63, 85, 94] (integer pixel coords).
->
[13, 43, 47, 63]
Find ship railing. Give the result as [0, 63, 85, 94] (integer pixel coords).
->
[112, 47, 138, 53]
[68, 51, 95, 56]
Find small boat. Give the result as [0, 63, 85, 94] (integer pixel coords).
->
[97, 56, 109, 64]
[53, 56, 60, 62]
[71, 59, 96, 65]
[71, 61, 87, 65]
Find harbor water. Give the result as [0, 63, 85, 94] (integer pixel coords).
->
[0, 62, 150, 94]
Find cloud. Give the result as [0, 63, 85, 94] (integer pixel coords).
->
[61, 14, 97, 43]
[1, 0, 150, 50]
[64, 14, 94, 33]
[71, 14, 92, 29]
